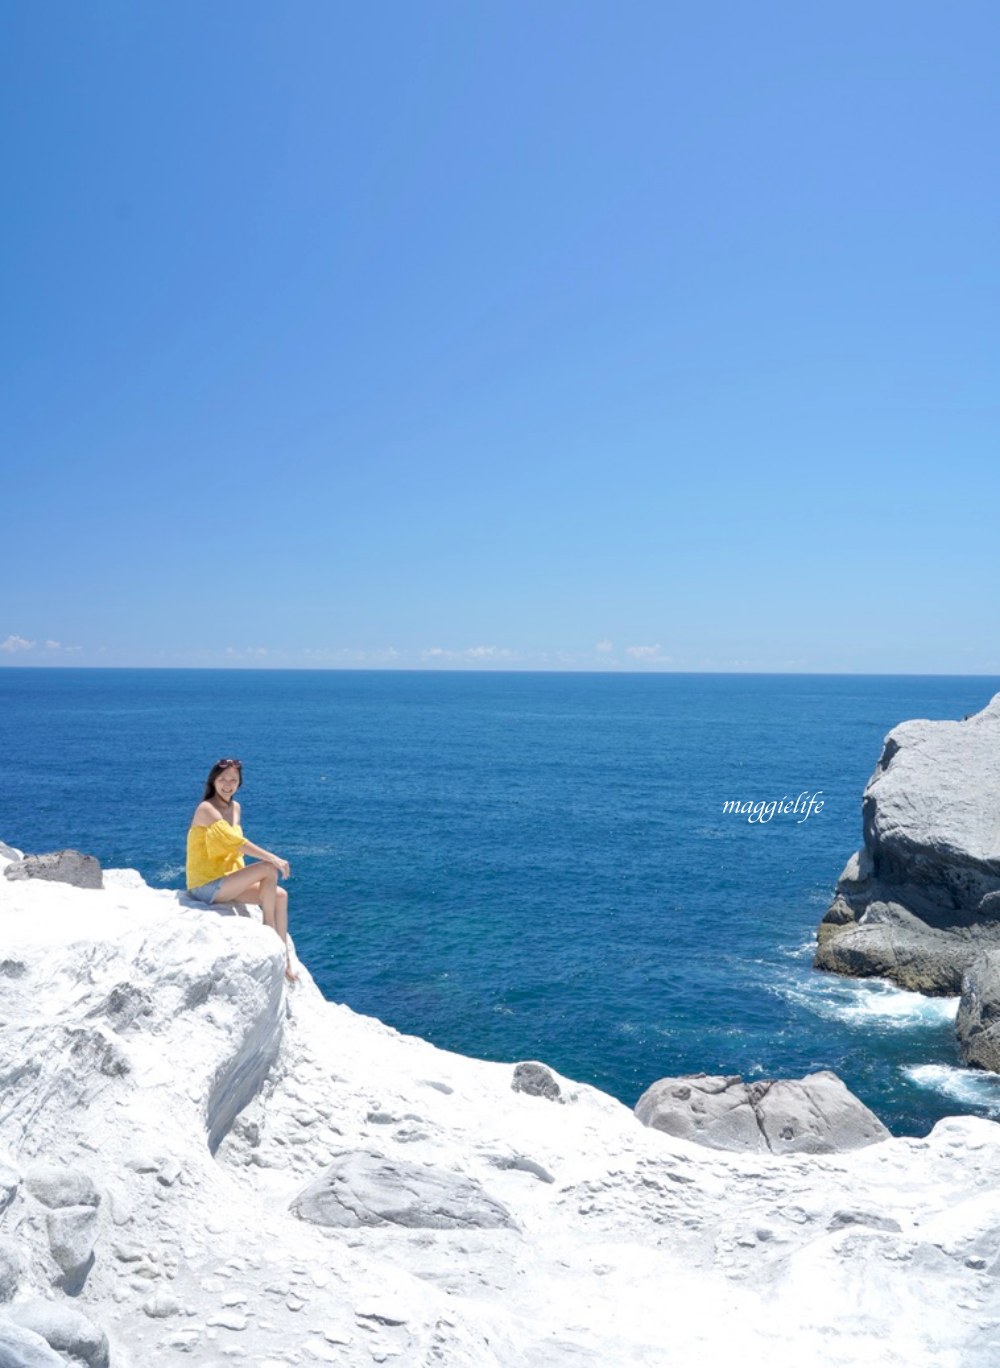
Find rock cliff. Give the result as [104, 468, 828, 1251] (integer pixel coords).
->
[816, 691, 1000, 995]
[2, 845, 999, 1366]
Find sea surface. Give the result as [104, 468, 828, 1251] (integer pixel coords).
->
[2, 668, 1000, 1138]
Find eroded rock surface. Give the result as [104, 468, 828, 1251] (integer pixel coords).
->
[957, 953, 1000, 1071]
[816, 692, 1000, 997]
[7, 1302, 110, 1368]
[634, 1071, 889, 1154]
[4, 850, 103, 890]
[512, 1060, 562, 1101]
[1, 838, 999, 1367]
[292, 1150, 516, 1229]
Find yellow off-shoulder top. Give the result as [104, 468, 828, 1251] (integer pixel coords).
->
[186, 820, 246, 890]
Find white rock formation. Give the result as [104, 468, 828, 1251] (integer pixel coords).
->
[634, 1071, 890, 1154]
[1, 845, 999, 1366]
[816, 691, 1000, 995]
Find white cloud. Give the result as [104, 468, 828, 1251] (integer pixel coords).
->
[625, 644, 673, 663]
[466, 645, 514, 660]
[595, 640, 614, 654]
[0, 635, 35, 653]
[45, 640, 61, 650]
[422, 645, 517, 662]
[224, 646, 269, 659]
[303, 647, 400, 664]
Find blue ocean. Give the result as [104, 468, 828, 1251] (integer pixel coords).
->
[3, 668, 999, 1138]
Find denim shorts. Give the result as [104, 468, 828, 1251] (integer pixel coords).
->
[187, 877, 226, 905]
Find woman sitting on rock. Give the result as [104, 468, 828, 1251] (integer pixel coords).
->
[186, 758, 298, 982]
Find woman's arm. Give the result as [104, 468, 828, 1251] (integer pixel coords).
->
[234, 801, 290, 876]
[242, 837, 290, 877]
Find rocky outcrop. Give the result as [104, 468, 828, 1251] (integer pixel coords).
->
[957, 953, 1000, 1071]
[634, 1071, 889, 1154]
[815, 692, 1000, 995]
[512, 1060, 562, 1100]
[292, 1151, 516, 1229]
[6, 1303, 109, 1368]
[0, 1318, 66, 1367]
[2, 841, 1000, 1365]
[4, 850, 103, 890]
[816, 913, 980, 994]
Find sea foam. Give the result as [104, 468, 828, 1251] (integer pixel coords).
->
[905, 1063, 1000, 1116]
[775, 972, 958, 1032]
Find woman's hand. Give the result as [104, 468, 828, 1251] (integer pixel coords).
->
[272, 856, 291, 879]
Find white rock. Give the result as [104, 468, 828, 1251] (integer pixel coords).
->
[143, 1292, 181, 1318]
[207, 1311, 248, 1331]
[46, 1203, 99, 1279]
[0, 1318, 65, 1366]
[0, 1236, 25, 1302]
[25, 1162, 100, 1209]
[1, 844, 999, 1367]
[7, 1300, 109, 1368]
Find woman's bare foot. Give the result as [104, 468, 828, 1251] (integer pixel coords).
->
[284, 956, 299, 984]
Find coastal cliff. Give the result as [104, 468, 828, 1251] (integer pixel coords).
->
[815, 691, 1000, 1072]
[1, 846, 999, 1366]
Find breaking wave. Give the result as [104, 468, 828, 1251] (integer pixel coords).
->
[905, 1063, 1000, 1117]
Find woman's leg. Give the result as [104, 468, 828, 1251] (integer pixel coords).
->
[273, 886, 288, 944]
[215, 862, 278, 928]
[226, 880, 297, 981]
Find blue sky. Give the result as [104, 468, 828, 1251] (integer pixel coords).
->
[2, 2, 998, 672]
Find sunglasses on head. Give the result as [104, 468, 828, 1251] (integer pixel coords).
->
[216, 758, 242, 769]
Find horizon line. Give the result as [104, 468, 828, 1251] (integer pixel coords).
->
[2, 665, 1000, 679]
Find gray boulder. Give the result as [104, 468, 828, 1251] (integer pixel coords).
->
[46, 1204, 99, 1281]
[0, 1320, 65, 1368]
[749, 1073, 890, 1153]
[7, 1302, 109, 1368]
[291, 1151, 515, 1229]
[635, 1070, 889, 1154]
[24, 1164, 100, 1210]
[512, 1061, 562, 1101]
[3, 851, 103, 889]
[636, 1075, 763, 1151]
[816, 693, 1000, 991]
[957, 953, 1000, 1071]
[0, 1241, 24, 1304]
[815, 919, 981, 995]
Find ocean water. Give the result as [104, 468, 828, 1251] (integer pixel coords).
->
[2, 667, 1000, 1138]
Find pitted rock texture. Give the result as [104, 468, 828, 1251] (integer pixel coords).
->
[512, 1061, 562, 1100]
[634, 1071, 889, 1154]
[4, 850, 103, 889]
[291, 1150, 516, 1229]
[2, 838, 1000, 1367]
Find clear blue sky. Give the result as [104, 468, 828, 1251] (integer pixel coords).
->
[2, 2, 997, 672]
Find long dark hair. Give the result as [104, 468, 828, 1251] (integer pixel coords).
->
[202, 758, 243, 802]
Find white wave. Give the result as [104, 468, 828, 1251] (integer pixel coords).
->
[775, 974, 958, 1031]
[777, 940, 817, 961]
[905, 1063, 1000, 1116]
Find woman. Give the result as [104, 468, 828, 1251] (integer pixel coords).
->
[186, 758, 298, 983]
